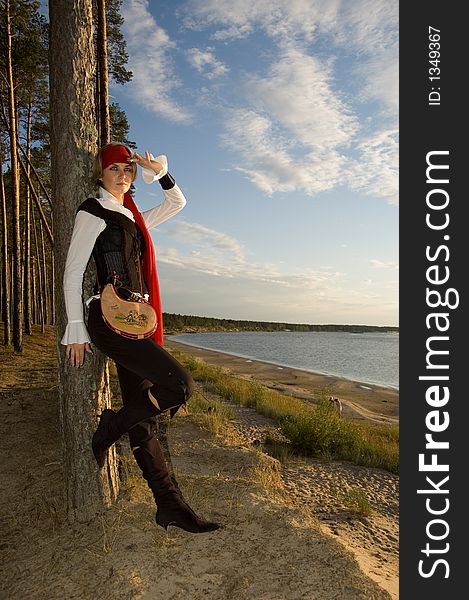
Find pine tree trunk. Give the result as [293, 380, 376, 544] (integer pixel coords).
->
[5, 0, 23, 352]
[18, 155, 53, 245]
[39, 222, 47, 332]
[49, 0, 119, 523]
[31, 256, 37, 324]
[18, 144, 53, 211]
[51, 247, 56, 325]
[10, 253, 14, 324]
[32, 205, 45, 328]
[1, 155, 11, 345]
[97, 0, 110, 146]
[23, 102, 33, 335]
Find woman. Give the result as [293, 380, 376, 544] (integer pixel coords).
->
[61, 142, 220, 534]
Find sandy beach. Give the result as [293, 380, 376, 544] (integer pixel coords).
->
[165, 337, 399, 425]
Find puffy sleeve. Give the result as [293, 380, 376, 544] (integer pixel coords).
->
[141, 185, 187, 229]
[140, 154, 187, 229]
[141, 154, 168, 184]
[61, 210, 106, 345]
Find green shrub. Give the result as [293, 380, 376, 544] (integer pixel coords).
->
[171, 350, 399, 474]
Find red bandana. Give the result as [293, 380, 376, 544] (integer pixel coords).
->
[123, 194, 164, 347]
[101, 145, 132, 170]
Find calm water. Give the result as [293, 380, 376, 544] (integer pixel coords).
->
[171, 331, 399, 390]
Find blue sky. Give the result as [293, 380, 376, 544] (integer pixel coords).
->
[87, 1, 400, 326]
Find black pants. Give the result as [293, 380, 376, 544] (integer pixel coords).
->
[87, 299, 194, 449]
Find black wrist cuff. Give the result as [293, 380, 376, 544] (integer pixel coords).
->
[158, 172, 176, 190]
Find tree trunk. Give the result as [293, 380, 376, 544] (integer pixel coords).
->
[51, 247, 56, 325]
[39, 221, 47, 332]
[24, 102, 33, 335]
[31, 256, 37, 324]
[18, 153, 53, 245]
[17, 143, 53, 211]
[10, 253, 14, 324]
[1, 154, 11, 345]
[32, 204, 45, 328]
[49, 0, 119, 523]
[5, 0, 23, 352]
[97, 0, 111, 146]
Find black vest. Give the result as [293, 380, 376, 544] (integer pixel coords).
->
[77, 198, 148, 294]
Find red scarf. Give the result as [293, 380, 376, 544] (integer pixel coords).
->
[124, 191, 164, 346]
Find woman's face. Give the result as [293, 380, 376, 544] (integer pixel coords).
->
[101, 162, 133, 199]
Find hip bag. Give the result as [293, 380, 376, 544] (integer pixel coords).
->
[100, 283, 157, 340]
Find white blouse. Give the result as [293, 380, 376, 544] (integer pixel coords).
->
[61, 155, 186, 346]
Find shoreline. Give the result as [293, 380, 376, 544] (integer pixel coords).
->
[165, 338, 399, 425]
[169, 337, 398, 391]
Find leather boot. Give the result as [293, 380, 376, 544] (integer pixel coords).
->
[132, 436, 221, 534]
[92, 390, 184, 468]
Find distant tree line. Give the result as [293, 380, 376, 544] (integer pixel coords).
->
[163, 313, 399, 334]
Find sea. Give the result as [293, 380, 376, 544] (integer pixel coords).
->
[170, 331, 399, 390]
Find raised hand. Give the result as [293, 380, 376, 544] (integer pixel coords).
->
[130, 151, 163, 175]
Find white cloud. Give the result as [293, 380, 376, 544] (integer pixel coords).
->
[153, 222, 397, 325]
[217, 43, 358, 196]
[358, 45, 399, 117]
[349, 128, 399, 204]
[159, 258, 397, 325]
[183, 0, 340, 43]
[184, 0, 397, 53]
[121, 0, 191, 123]
[222, 109, 349, 195]
[221, 110, 398, 202]
[170, 220, 245, 263]
[370, 259, 399, 270]
[159, 244, 341, 291]
[334, 0, 398, 54]
[186, 47, 229, 79]
[155, 220, 339, 290]
[248, 47, 358, 150]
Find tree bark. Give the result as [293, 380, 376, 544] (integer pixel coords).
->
[10, 253, 14, 324]
[49, 0, 119, 523]
[32, 204, 45, 328]
[31, 256, 37, 324]
[5, 0, 23, 352]
[39, 221, 47, 331]
[1, 153, 11, 345]
[24, 102, 33, 335]
[17, 154, 53, 245]
[17, 143, 53, 211]
[97, 0, 111, 146]
[51, 247, 56, 324]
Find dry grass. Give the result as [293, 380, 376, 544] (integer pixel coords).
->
[185, 389, 234, 435]
[343, 487, 373, 517]
[249, 454, 284, 491]
[171, 349, 399, 474]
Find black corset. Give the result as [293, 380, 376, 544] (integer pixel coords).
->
[77, 198, 148, 294]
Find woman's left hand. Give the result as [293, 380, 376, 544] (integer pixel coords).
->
[131, 151, 163, 175]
